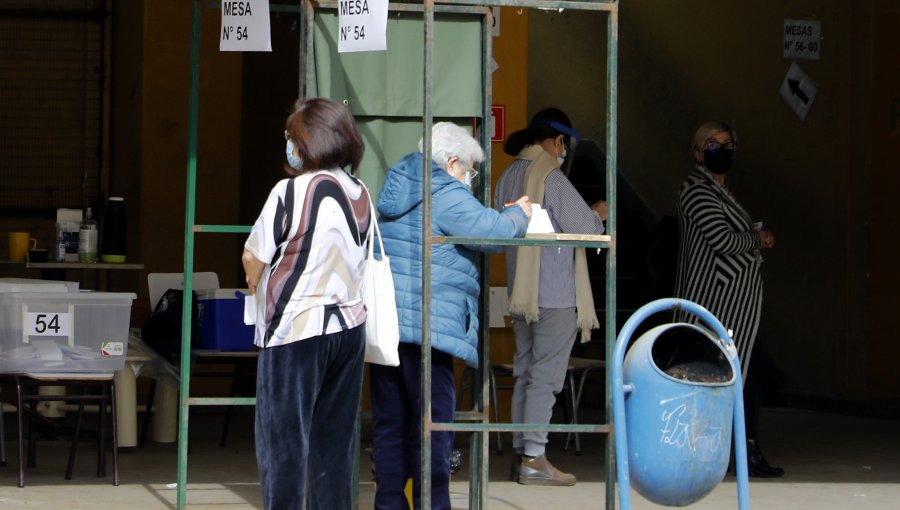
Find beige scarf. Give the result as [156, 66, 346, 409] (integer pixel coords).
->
[507, 145, 599, 342]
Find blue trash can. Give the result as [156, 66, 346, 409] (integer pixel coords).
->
[623, 322, 734, 505]
[612, 298, 751, 510]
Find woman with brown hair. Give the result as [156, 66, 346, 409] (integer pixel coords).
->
[242, 97, 371, 508]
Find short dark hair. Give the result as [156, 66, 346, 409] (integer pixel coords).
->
[284, 97, 365, 175]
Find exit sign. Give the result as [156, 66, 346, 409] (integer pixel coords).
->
[491, 105, 505, 143]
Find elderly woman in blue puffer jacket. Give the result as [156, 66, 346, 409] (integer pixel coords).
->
[370, 122, 531, 510]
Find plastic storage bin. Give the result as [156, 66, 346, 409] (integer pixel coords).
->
[198, 289, 254, 351]
[0, 291, 135, 373]
[0, 278, 79, 293]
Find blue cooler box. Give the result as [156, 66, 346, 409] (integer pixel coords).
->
[198, 289, 255, 351]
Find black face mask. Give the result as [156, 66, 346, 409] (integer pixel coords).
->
[703, 148, 735, 175]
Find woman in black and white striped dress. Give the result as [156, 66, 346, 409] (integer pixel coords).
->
[673, 121, 783, 478]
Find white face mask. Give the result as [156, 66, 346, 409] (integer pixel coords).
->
[285, 140, 303, 170]
[463, 170, 473, 189]
[557, 147, 568, 167]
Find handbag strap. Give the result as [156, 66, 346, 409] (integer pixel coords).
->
[365, 186, 385, 260]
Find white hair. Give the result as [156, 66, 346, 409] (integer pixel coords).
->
[418, 122, 485, 169]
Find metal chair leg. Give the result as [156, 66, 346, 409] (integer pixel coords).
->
[0, 389, 6, 467]
[66, 389, 86, 480]
[16, 379, 25, 488]
[219, 403, 234, 447]
[97, 383, 106, 478]
[563, 370, 580, 454]
[109, 379, 120, 486]
[27, 397, 37, 469]
[139, 378, 157, 448]
[489, 368, 502, 454]
[564, 363, 604, 454]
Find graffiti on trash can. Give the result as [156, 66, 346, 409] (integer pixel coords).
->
[658, 393, 726, 456]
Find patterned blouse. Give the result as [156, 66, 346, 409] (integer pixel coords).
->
[244, 169, 371, 348]
[674, 165, 763, 376]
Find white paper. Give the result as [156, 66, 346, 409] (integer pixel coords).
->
[526, 204, 555, 234]
[220, 0, 272, 52]
[491, 7, 500, 37]
[783, 19, 821, 61]
[337, 0, 388, 53]
[780, 62, 817, 121]
[32, 340, 63, 361]
[488, 287, 508, 328]
[244, 294, 257, 325]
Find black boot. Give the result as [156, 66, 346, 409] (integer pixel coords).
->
[746, 439, 784, 478]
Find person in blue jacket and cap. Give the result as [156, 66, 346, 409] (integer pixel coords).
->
[370, 122, 532, 510]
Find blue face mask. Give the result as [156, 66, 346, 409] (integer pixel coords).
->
[463, 171, 473, 189]
[285, 140, 303, 170]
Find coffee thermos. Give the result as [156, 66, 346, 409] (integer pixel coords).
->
[100, 196, 127, 263]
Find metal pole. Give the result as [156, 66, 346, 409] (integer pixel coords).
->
[176, 2, 202, 508]
[421, 2, 436, 509]
[471, 7, 494, 510]
[302, 0, 316, 97]
[605, 6, 619, 510]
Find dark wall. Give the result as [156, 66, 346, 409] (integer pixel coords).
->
[526, 2, 900, 414]
[106, 1, 899, 413]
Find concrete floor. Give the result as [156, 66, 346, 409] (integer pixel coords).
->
[0, 407, 897, 509]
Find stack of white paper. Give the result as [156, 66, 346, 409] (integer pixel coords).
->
[526, 204, 555, 234]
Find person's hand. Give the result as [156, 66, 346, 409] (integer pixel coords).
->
[242, 249, 264, 294]
[591, 200, 607, 221]
[758, 229, 775, 249]
[514, 195, 532, 219]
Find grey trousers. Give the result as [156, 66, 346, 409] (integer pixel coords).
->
[510, 307, 577, 457]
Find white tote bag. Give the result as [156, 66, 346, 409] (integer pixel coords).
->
[361, 199, 400, 366]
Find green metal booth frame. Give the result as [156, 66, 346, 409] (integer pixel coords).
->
[176, 1, 618, 509]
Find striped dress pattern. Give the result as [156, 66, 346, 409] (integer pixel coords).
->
[673, 166, 763, 377]
[244, 169, 371, 348]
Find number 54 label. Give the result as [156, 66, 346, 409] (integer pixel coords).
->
[26, 312, 72, 337]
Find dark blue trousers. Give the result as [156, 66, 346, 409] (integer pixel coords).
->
[370, 343, 456, 510]
[255, 326, 365, 510]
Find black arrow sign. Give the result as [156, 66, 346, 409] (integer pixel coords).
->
[788, 79, 809, 105]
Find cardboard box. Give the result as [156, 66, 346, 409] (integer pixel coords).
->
[198, 289, 255, 352]
[0, 291, 135, 373]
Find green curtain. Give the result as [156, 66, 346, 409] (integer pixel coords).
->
[313, 11, 484, 202]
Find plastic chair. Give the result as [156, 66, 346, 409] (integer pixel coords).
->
[562, 357, 606, 454]
[457, 365, 512, 454]
[460, 358, 605, 456]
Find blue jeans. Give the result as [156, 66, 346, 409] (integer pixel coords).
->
[370, 343, 456, 510]
[255, 326, 365, 510]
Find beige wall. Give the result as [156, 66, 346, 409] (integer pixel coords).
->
[526, 2, 898, 410]
[127, 1, 245, 316]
